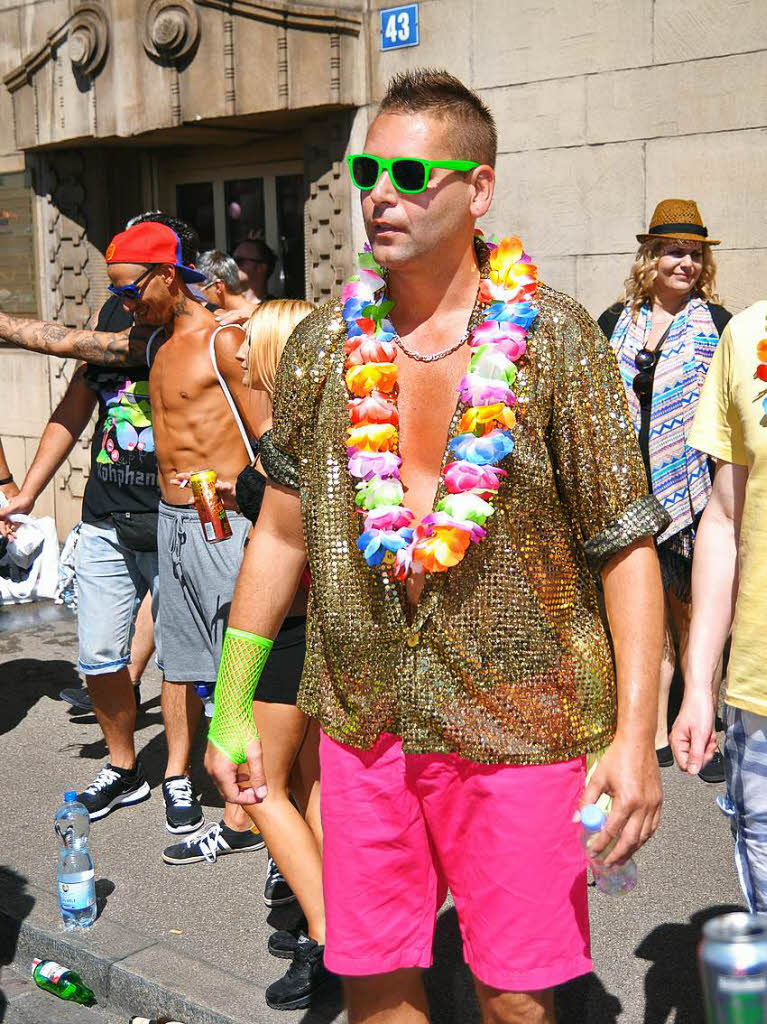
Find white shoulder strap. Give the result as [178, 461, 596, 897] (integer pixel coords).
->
[145, 327, 164, 368]
[209, 325, 256, 463]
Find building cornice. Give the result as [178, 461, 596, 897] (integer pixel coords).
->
[196, 0, 362, 35]
[4, 0, 361, 96]
[5, 3, 110, 93]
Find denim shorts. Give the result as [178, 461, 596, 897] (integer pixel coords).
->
[721, 705, 767, 912]
[75, 520, 161, 676]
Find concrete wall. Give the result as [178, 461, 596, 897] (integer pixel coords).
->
[1, 0, 765, 537]
[364, 0, 767, 319]
[0, 1, 58, 524]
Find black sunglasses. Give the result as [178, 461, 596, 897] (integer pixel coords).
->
[632, 348, 658, 407]
[107, 265, 157, 301]
[235, 257, 266, 268]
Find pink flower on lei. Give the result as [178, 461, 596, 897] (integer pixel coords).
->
[443, 461, 506, 496]
[458, 374, 517, 407]
[362, 505, 414, 531]
[347, 449, 402, 481]
[347, 393, 399, 426]
[419, 511, 486, 544]
[344, 335, 397, 365]
[469, 320, 528, 362]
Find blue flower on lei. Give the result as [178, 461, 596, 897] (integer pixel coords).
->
[357, 527, 415, 566]
[487, 301, 538, 331]
[449, 429, 515, 465]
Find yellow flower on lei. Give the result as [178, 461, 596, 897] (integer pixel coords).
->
[346, 423, 397, 452]
[459, 403, 517, 436]
[488, 237, 524, 288]
[345, 363, 398, 397]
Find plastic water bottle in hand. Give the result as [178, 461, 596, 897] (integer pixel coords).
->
[55, 791, 96, 928]
[580, 803, 638, 895]
[31, 958, 95, 1004]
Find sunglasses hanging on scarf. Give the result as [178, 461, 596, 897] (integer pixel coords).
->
[632, 321, 674, 407]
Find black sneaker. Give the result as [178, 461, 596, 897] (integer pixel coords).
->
[699, 748, 726, 784]
[265, 935, 330, 1010]
[77, 762, 150, 821]
[264, 855, 296, 907]
[268, 917, 307, 959]
[60, 683, 142, 712]
[162, 775, 204, 834]
[162, 820, 265, 865]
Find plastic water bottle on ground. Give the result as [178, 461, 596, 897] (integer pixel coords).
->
[55, 790, 96, 928]
[580, 803, 638, 895]
[194, 682, 215, 718]
[31, 958, 95, 1004]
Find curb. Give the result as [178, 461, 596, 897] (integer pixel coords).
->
[0, 879, 343, 1024]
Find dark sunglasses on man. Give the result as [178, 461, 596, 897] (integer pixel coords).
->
[107, 264, 158, 301]
[347, 153, 479, 195]
[235, 257, 266, 269]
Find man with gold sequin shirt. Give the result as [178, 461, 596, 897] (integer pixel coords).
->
[210, 71, 669, 1023]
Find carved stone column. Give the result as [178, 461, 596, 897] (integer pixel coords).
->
[304, 113, 355, 304]
[32, 151, 102, 533]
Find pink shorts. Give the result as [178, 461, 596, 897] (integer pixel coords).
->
[320, 731, 591, 991]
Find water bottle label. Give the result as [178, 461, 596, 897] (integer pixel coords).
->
[36, 961, 69, 984]
[59, 870, 95, 910]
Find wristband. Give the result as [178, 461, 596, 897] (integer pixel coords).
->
[208, 627, 273, 764]
[0, 476, 13, 486]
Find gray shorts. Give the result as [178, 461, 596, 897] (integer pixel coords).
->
[157, 500, 249, 683]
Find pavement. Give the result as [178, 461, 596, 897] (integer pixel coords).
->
[0, 600, 745, 1024]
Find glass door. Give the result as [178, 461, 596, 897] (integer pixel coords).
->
[165, 161, 305, 298]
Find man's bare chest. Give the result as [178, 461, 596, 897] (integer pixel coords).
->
[150, 346, 218, 414]
[395, 352, 466, 467]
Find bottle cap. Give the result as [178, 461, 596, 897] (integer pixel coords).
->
[580, 804, 606, 833]
[63, 791, 77, 802]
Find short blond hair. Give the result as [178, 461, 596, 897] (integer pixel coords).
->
[245, 299, 316, 397]
[621, 239, 721, 322]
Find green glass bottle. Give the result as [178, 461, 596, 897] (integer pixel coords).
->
[31, 958, 95, 1004]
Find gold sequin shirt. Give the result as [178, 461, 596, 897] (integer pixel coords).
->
[263, 272, 670, 765]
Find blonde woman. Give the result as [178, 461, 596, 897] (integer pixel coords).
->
[598, 199, 731, 780]
[165, 300, 326, 1010]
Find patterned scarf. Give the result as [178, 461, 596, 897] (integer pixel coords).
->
[609, 297, 719, 545]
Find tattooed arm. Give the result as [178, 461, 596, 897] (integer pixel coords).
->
[0, 311, 150, 366]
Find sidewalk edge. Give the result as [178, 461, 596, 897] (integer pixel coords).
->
[1, 884, 267, 1024]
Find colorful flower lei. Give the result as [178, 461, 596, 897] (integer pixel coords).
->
[341, 235, 538, 580]
[755, 309, 767, 420]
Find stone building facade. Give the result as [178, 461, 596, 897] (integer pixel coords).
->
[0, 0, 765, 534]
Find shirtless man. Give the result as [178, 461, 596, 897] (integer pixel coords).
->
[232, 239, 276, 305]
[0, 220, 268, 860]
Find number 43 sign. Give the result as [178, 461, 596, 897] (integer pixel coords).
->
[380, 3, 419, 51]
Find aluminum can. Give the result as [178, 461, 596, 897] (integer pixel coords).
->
[190, 470, 232, 544]
[699, 912, 767, 1023]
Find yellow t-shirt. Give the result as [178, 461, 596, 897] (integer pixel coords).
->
[688, 300, 767, 715]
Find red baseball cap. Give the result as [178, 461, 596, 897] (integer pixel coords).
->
[105, 222, 205, 283]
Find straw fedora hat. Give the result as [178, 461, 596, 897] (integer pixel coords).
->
[636, 198, 720, 245]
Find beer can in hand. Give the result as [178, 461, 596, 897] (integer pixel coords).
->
[190, 470, 232, 544]
[699, 912, 767, 1023]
